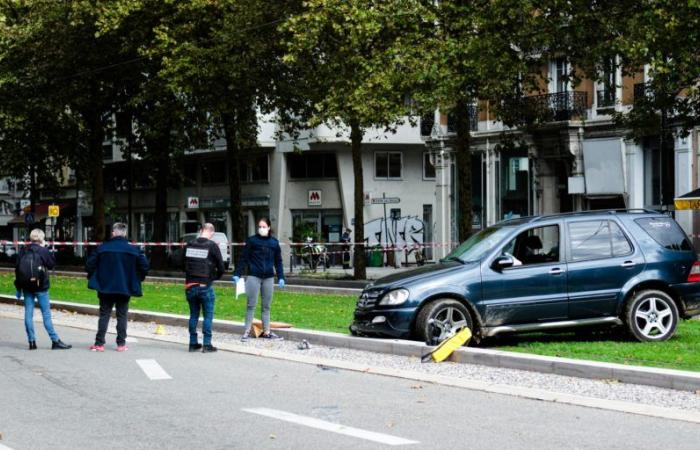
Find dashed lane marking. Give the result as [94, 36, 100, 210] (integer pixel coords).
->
[135, 359, 172, 380]
[242, 407, 419, 446]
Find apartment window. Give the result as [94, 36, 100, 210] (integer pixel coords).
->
[423, 152, 436, 180]
[597, 58, 618, 110]
[103, 143, 113, 161]
[239, 153, 269, 183]
[288, 153, 338, 179]
[201, 160, 227, 185]
[550, 58, 569, 93]
[375, 152, 402, 179]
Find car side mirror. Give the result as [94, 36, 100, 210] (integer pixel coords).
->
[492, 255, 514, 271]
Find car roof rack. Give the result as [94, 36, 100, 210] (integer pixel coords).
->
[528, 209, 661, 222]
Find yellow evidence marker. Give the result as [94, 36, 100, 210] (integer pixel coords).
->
[421, 327, 472, 363]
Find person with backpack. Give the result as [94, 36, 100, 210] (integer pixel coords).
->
[184, 223, 225, 353]
[86, 222, 149, 352]
[233, 217, 285, 342]
[15, 228, 71, 350]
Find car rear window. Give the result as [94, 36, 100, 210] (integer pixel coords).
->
[635, 217, 693, 251]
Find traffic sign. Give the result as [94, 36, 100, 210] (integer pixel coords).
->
[371, 197, 400, 204]
[48, 204, 60, 218]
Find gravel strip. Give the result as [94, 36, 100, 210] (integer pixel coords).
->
[3, 302, 700, 412]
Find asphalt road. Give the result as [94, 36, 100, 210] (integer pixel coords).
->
[1, 317, 699, 450]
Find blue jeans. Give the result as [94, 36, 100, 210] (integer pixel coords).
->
[186, 285, 215, 345]
[23, 290, 59, 342]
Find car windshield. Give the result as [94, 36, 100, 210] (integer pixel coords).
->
[442, 226, 514, 263]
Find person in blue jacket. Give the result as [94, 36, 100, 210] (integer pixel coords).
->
[86, 222, 149, 352]
[233, 217, 285, 341]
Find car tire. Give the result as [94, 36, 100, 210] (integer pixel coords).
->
[416, 299, 474, 344]
[625, 289, 679, 342]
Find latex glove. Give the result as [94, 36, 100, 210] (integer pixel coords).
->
[232, 275, 240, 284]
[278, 279, 285, 289]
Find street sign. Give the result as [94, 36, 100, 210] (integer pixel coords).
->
[48, 204, 60, 218]
[24, 212, 34, 225]
[187, 197, 199, 209]
[371, 197, 400, 204]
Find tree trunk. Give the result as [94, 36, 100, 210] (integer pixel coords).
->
[223, 113, 244, 244]
[454, 98, 473, 242]
[86, 117, 106, 241]
[350, 120, 367, 280]
[149, 133, 171, 269]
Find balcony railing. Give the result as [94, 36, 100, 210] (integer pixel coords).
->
[523, 91, 588, 122]
[596, 90, 616, 109]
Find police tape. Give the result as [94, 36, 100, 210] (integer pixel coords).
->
[0, 240, 460, 251]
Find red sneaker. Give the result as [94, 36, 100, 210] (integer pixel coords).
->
[90, 345, 105, 352]
[116, 345, 129, 352]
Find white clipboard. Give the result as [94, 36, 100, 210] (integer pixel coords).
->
[235, 277, 246, 299]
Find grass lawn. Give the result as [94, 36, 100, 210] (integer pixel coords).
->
[0, 273, 357, 334]
[2, 273, 699, 371]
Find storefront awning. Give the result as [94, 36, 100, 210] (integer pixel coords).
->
[674, 188, 700, 210]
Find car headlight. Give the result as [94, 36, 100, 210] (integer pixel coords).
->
[379, 288, 410, 306]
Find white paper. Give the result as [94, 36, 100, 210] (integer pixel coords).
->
[235, 278, 246, 299]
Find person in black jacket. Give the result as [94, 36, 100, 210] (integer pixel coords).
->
[15, 228, 71, 350]
[184, 223, 224, 353]
[86, 222, 149, 352]
[232, 217, 285, 342]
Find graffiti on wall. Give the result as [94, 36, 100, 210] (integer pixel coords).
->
[364, 215, 425, 248]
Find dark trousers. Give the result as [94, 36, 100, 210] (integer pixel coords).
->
[186, 285, 215, 346]
[95, 294, 130, 346]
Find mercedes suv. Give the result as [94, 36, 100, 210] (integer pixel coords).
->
[350, 210, 700, 343]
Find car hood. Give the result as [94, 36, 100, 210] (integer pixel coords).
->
[370, 261, 473, 289]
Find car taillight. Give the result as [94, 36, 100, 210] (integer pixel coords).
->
[688, 261, 700, 282]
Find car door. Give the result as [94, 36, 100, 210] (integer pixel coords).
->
[566, 219, 645, 318]
[480, 223, 568, 326]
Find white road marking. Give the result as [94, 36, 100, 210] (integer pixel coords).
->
[135, 359, 172, 380]
[0, 444, 15, 450]
[242, 407, 419, 446]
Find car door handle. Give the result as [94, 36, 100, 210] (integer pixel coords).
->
[549, 268, 564, 275]
[621, 261, 636, 268]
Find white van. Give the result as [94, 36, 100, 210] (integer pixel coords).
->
[169, 232, 231, 270]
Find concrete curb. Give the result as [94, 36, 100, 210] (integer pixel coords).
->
[2, 294, 700, 392]
[2, 308, 700, 425]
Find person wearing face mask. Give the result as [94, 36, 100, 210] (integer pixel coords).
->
[232, 217, 285, 341]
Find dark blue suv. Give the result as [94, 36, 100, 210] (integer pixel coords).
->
[350, 210, 700, 343]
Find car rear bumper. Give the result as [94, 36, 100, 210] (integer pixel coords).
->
[671, 282, 700, 318]
[350, 308, 415, 338]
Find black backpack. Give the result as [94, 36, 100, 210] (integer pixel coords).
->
[15, 247, 46, 291]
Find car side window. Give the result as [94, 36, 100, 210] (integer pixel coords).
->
[610, 221, 633, 256]
[501, 225, 560, 267]
[569, 220, 632, 261]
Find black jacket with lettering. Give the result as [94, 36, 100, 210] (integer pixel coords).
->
[184, 237, 224, 286]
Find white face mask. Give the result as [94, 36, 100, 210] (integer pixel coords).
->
[258, 227, 269, 237]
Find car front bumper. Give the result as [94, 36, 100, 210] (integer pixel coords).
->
[350, 307, 415, 338]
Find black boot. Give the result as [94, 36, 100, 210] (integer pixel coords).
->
[189, 343, 203, 352]
[29, 341, 37, 350]
[51, 340, 72, 350]
[202, 344, 218, 353]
